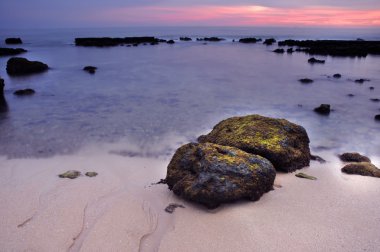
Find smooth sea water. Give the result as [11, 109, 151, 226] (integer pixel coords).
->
[0, 27, 379, 158]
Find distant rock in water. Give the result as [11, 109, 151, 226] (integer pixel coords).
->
[179, 37, 192, 41]
[287, 48, 294, 54]
[0, 48, 27, 57]
[59, 170, 81, 179]
[277, 40, 380, 57]
[273, 48, 284, 53]
[263, 38, 276, 45]
[13, 89, 35, 96]
[314, 104, 331, 115]
[355, 78, 370, 84]
[299, 78, 314, 84]
[5, 38, 23, 44]
[6, 57, 48, 76]
[198, 114, 311, 172]
[83, 66, 97, 74]
[85, 172, 98, 177]
[308, 57, 325, 64]
[75, 37, 164, 47]
[369, 86, 374, 90]
[347, 94, 355, 97]
[239, 38, 261, 43]
[165, 142, 276, 209]
[167, 40, 175, 44]
[370, 98, 380, 102]
[196, 37, 224, 42]
[375, 114, 380, 121]
[333, 73, 342, 78]
[339, 152, 371, 163]
[0, 77, 7, 112]
[341, 162, 380, 178]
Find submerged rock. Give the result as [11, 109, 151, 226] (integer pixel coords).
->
[339, 152, 371, 163]
[83, 66, 97, 74]
[0, 77, 7, 112]
[341, 162, 380, 178]
[75, 37, 162, 47]
[333, 73, 342, 78]
[370, 98, 380, 102]
[355, 78, 370, 84]
[347, 94, 355, 97]
[13, 89, 35, 96]
[263, 38, 276, 45]
[273, 48, 285, 53]
[308, 57, 325, 64]
[179, 37, 192, 41]
[5, 38, 23, 44]
[58, 170, 81, 179]
[369, 87, 375, 90]
[85, 172, 98, 177]
[0, 48, 27, 56]
[167, 40, 175, 44]
[287, 48, 294, 53]
[196, 37, 224, 42]
[298, 78, 313, 84]
[314, 104, 331, 115]
[198, 114, 311, 172]
[239, 38, 261, 43]
[165, 203, 185, 213]
[295, 172, 317, 180]
[6, 57, 48, 76]
[165, 142, 276, 208]
[375, 114, 380, 121]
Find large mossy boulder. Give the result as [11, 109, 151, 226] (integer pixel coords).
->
[166, 143, 276, 209]
[198, 115, 310, 172]
[6, 57, 48, 76]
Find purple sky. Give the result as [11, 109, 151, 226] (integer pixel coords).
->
[1, 0, 379, 28]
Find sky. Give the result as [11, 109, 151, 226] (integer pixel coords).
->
[0, 0, 380, 28]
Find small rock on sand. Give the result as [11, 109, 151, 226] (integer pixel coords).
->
[58, 170, 81, 179]
[85, 172, 98, 177]
[165, 203, 185, 213]
[295, 173, 317, 180]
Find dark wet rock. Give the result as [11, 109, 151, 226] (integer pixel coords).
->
[132, 44, 138, 47]
[310, 154, 326, 163]
[165, 203, 185, 213]
[58, 170, 81, 179]
[198, 114, 311, 172]
[239, 38, 261, 43]
[277, 40, 380, 57]
[314, 104, 330, 115]
[375, 114, 380, 121]
[85, 172, 98, 177]
[370, 98, 380, 102]
[263, 38, 276, 45]
[295, 172, 317, 180]
[13, 89, 35, 96]
[196, 37, 224, 42]
[287, 48, 294, 53]
[179, 37, 192, 41]
[0, 48, 27, 56]
[0, 77, 4, 95]
[339, 152, 371, 163]
[167, 40, 175, 44]
[6, 57, 48, 76]
[333, 73, 342, 78]
[83, 66, 97, 74]
[298, 78, 313, 84]
[308, 57, 325, 64]
[355, 78, 370, 84]
[347, 94, 355, 97]
[369, 87, 374, 90]
[165, 142, 276, 209]
[341, 162, 380, 178]
[5, 38, 23, 44]
[75, 37, 163, 47]
[273, 48, 284, 53]
[0, 77, 7, 112]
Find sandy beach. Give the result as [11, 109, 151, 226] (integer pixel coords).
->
[1, 143, 379, 252]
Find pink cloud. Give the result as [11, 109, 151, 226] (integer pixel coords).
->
[93, 5, 380, 27]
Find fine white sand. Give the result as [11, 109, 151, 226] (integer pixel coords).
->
[0, 145, 379, 252]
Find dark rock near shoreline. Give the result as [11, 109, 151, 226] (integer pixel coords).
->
[314, 104, 330, 115]
[273, 48, 284, 53]
[0, 77, 7, 112]
[333, 73, 342, 78]
[165, 142, 276, 209]
[355, 78, 370, 84]
[310, 154, 326, 163]
[198, 114, 311, 172]
[339, 152, 371, 163]
[59, 170, 81, 179]
[5, 38, 23, 44]
[375, 114, 380, 121]
[0, 48, 27, 57]
[83, 66, 97, 74]
[299, 78, 313, 84]
[167, 40, 175, 44]
[308, 57, 325, 64]
[263, 38, 276, 45]
[6, 57, 48, 76]
[75, 37, 163, 47]
[196, 37, 224, 42]
[370, 98, 380, 102]
[14, 89, 35, 96]
[179, 37, 192, 41]
[239, 38, 261, 43]
[277, 40, 380, 57]
[341, 162, 380, 178]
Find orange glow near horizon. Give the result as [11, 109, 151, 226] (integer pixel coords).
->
[95, 5, 380, 27]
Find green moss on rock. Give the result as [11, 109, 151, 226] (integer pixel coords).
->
[198, 114, 310, 172]
[166, 142, 276, 209]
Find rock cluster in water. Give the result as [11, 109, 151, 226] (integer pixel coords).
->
[239, 38, 261, 43]
[165, 115, 311, 208]
[340, 152, 380, 178]
[75, 37, 165, 47]
[6, 57, 48, 76]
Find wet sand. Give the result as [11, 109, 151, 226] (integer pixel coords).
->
[0, 146, 379, 252]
